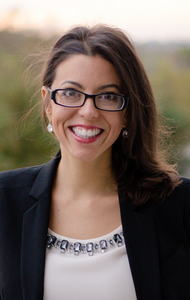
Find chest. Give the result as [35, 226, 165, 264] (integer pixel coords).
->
[48, 193, 121, 239]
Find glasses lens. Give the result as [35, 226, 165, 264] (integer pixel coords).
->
[55, 89, 84, 106]
[95, 93, 124, 110]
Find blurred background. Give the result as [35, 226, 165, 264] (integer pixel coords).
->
[0, 0, 190, 175]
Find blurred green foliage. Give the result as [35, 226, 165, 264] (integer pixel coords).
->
[0, 30, 59, 170]
[0, 31, 190, 175]
[137, 42, 190, 175]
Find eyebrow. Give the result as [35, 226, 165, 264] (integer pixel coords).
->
[60, 81, 121, 92]
[60, 81, 83, 89]
[97, 84, 121, 92]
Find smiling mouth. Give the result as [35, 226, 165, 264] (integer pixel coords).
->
[71, 127, 103, 139]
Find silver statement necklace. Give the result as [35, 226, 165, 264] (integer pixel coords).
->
[46, 230, 124, 256]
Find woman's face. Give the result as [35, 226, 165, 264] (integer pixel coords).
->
[42, 54, 126, 163]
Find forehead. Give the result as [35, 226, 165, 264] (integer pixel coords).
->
[52, 54, 121, 90]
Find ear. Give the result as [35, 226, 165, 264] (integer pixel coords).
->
[41, 86, 52, 120]
[41, 86, 47, 100]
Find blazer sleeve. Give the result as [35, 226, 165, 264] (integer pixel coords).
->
[0, 167, 42, 300]
[183, 178, 190, 246]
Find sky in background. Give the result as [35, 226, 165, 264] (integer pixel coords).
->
[0, 0, 190, 42]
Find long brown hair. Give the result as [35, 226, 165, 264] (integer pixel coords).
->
[42, 24, 181, 204]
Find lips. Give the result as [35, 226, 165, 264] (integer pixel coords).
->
[70, 126, 103, 139]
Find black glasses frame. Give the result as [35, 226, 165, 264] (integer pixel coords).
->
[48, 88, 129, 111]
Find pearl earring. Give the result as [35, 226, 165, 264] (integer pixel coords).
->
[47, 123, 53, 133]
[122, 129, 128, 138]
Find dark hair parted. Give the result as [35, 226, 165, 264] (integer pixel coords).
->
[42, 24, 181, 205]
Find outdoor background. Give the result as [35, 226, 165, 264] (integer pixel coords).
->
[0, 0, 190, 176]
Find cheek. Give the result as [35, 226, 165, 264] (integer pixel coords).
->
[51, 106, 75, 125]
[110, 113, 125, 130]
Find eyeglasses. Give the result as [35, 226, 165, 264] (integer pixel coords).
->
[48, 88, 129, 111]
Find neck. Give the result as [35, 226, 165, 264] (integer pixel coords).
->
[54, 150, 117, 200]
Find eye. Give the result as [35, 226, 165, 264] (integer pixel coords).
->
[98, 93, 118, 101]
[61, 89, 81, 98]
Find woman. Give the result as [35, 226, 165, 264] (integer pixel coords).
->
[0, 25, 190, 300]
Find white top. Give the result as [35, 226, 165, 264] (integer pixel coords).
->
[43, 225, 137, 300]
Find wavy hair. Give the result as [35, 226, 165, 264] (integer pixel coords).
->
[42, 24, 181, 204]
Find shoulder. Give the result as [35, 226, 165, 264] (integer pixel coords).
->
[167, 177, 190, 203]
[0, 165, 44, 189]
[0, 152, 61, 198]
[133, 177, 190, 218]
[155, 177, 190, 211]
[148, 177, 190, 231]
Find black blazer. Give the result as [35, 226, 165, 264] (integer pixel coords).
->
[0, 153, 190, 300]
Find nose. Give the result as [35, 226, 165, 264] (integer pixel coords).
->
[78, 97, 99, 120]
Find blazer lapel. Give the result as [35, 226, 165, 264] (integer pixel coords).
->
[21, 153, 60, 300]
[119, 197, 162, 300]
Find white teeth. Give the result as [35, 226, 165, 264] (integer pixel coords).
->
[72, 127, 101, 139]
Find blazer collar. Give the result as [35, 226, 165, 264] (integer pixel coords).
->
[119, 197, 162, 300]
[29, 151, 61, 200]
[21, 152, 61, 300]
